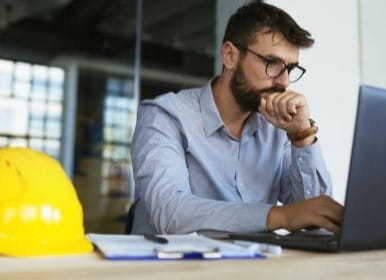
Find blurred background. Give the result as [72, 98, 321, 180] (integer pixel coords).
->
[0, 0, 385, 233]
[0, 0, 217, 233]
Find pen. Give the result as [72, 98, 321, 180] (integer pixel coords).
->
[144, 234, 169, 244]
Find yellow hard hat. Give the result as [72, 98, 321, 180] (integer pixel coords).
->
[0, 147, 93, 257]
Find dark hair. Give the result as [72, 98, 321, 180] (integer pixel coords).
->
[223, 2, 314, 49]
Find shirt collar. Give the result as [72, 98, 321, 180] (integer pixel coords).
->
[199, 78, 261, 137]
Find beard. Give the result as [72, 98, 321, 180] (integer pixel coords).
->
[230, 63, 285, 112]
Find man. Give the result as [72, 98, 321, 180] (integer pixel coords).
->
[131, 2, 343, 235]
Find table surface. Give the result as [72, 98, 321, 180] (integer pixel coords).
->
[1, 248, 386, 280]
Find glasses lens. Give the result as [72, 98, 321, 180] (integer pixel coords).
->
[288, 66, 305, 83]
[264, 56, 305, 83]
[266, 61, 285, 78]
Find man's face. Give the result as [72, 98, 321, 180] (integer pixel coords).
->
[230, 31, 300, 112]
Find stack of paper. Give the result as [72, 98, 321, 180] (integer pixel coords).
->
[88, 233, 265, 260]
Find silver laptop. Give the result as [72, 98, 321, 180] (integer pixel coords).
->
[230, 85, 386, 251]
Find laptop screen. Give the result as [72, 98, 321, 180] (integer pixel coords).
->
[340, 85, 386, 250]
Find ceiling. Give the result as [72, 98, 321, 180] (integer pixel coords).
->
[0, 0, 215, 78]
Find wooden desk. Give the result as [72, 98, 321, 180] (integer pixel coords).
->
[1, 249, 385, 280]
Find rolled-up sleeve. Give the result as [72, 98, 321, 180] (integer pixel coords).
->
[132, 104, 274, 234]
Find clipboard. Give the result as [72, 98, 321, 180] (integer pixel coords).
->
[87, 233, 265, 260]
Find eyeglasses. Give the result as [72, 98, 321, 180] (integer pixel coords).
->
[233, 43, 306, 83]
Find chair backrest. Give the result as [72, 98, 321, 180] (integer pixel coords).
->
[124, 199, 139, 234]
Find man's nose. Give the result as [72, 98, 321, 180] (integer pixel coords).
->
[273, 70, 290, 88]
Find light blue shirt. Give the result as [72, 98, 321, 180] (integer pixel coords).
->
[131, 80, 332, 234]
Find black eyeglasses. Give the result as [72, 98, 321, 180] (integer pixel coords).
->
[233, 43, 306, 83]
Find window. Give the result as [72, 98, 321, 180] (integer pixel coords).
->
[101, 77, 136, 195]
[0, 59, 65, 160]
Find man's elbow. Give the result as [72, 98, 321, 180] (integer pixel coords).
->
[150, 205, 190, 234]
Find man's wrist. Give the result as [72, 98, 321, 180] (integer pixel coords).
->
[287, 119, 318, 146]
[291, 134, 317, 148]
[267, 206, 286, 231]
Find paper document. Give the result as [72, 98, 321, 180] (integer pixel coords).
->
[88, 233, 265, 260]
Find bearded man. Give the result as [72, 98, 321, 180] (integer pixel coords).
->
[130, 2, 343, 235]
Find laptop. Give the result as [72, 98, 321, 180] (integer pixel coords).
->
[230, 85, 386, 251]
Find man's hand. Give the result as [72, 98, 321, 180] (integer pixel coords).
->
[267, 196, 344, 234]
[258, 90, 311, 134]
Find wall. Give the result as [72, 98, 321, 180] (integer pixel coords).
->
[216, 0, 362, 203]
[360, 0, 386, 89]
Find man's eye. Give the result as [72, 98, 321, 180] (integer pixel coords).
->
[267, 60, 283, 69]
[267, 59, 279, 65]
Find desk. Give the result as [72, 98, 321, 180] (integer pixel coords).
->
[0, 249, 385, 280]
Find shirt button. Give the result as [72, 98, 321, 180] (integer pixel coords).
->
[298, 156, 304, 163]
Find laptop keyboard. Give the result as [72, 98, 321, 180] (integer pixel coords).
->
[230, 231, 339, 251]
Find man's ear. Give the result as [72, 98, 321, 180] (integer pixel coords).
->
[221, 41, 239, 71]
